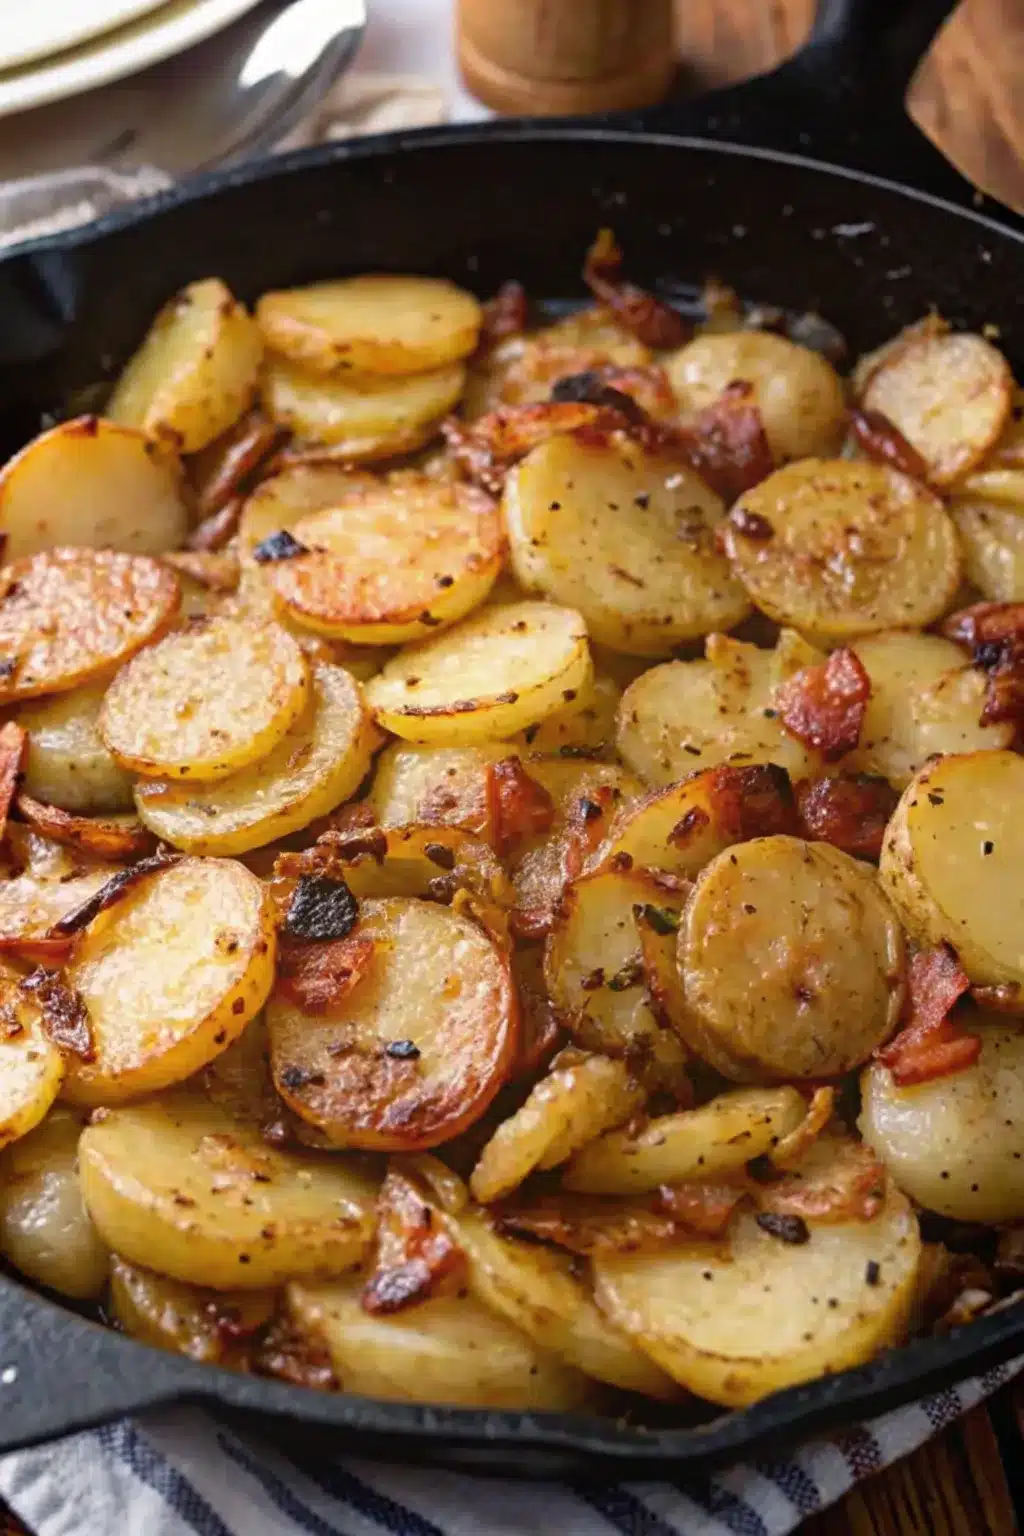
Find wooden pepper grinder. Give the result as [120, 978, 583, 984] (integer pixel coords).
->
[457, 0, 677, 117]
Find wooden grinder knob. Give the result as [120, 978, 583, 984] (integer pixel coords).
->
[457, 0, 677, 116]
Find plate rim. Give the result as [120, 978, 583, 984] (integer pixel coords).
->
[0, 0, 171, 75]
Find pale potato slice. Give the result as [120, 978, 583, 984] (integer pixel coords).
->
[849, 630, 1011, 788]
[238, 461, 374, 564]
[860, 329, 1012, 486]
[262, 355, 465, 459]
[723, 460, 961, 642]
[62, 857, 276, 1106]
[100, 617, 309, 782]
[508, 670, 621, 756]
[593, 1184, 920, 1406]
[107, 278, 264, 452]
[0, 864, 118, 946]
[861, 1021, 1024, 1223]
[0, 968, 65, 1147]
[469, 1051, 644, 1204]
[15, 682, 135, 814]
[950, 498, 1024, 601]
[286, 1279, 592, 1409]
[667, 330, 848, 461]
[0, 418, 188, 561]
[134, 665, 373, 855]
[367, 601, 592, 745]
[256, 276, 482, 376]
[879, 751, 1024, 986]
[616, 635, 819, 787]
[562, 1086, 806, 1194]
[109, 1256, 276, 1364]
[370, 741, 506, 835]
[267, 896, 516, 1150]
[78, 1092, 377, 1288]
[678, 837, 905, 1081]
[0, 1107, 108, 1299]
[0, 549, 180, 703]
[450, 1207, 678, 1397]
[255, 467, 503, 645]
[504, 435, 749, 655]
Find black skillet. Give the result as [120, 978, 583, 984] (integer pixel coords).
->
[0, 0, 1021, 1479]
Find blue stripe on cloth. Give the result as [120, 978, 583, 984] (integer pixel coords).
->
[750, 1458, 822, 1518]
[285, 1449, 445, 1536]
[574, 1483, 688, 1536]
[95, 1421, 234, 1536]
[674, 1480, 769, 1536]
[217, 1431, 354, 1536]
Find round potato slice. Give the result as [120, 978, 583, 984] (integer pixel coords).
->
[0, 1107, 108, 1300]
[0, 417, 189, 561]
[268, 896, 516, 1150]
[678, 837, 905, 1081]
[562, 1086, 806, 1194]
[78, 1092, 377, 1289]
[107, 278, 264, 453]
[110, 1257, 276, 1365]
[134, 664, 373, 855]
[62, 857, 276, 1106]
[465, 306, 651, 419]
[256, 275, 482, 376]
[880, 751, 1024, 986]
[0, 968, 65, 1148]
[950, 497, 1024, 602]
[370, 741, 506, 835]
[860, 329, 1012, 486]
[504, 435, 749, 655]
[667, 330, 848, 462]
[100, 617, 309, 781]
[593, 1182, 920, 1406]
[723, 460, 961, 642]
[262, 355, 465, 458]
[508, 670, 622, 757]
[367, 601, 592, 745]
[16, 682, 135, 814]
[0, 548, 180, 703]
[0, 862, 120, 947]
[594, 766, 768, 880]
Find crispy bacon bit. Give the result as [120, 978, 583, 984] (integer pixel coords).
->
[162, 549, 240, 593]
[758, 1140, 888, 1225]
[707, 763, 799, 841]
[755, 1211, 810, 1244]
[770, 1087, 836, 1170]
[849, 407, 931, 481]
[942, 604, 1024, 727]
[876, 943, 978, 1086]
[362, 1169, 465, 1315]
[324, 801, 380, 839]
[942, 601, 1024, 652]
[511, 961, 565, 1082]
[776, 647, 870, 762]
[0, 934, 73, 966]
[654, 1182, 746, 1236]
[277, 930, 375, 1016]
[442, 401, 617, 495]
[21, 966, 93, 1059]
[49, 850, 181, 936]
[0, 722, 26, 842]
[478, 279, 529, 352]
[252, 529, 309, 564]
[583, 229, 690, 349]
[552, 363, 677, 423]
[971, 981, 1024, 1016]
[680, 382, 776, 502]
[486, 757, 555, 856]
[185, 497, 244, 553]
[550, 369, 646, 422]
[561, 784, 617, 886]
[284, 874, 359, 943]
[189, 409, 287, 521]
[795, 774, 899, 861]
[496, 1193, 688, 1255]
[16, 793, 155, 862]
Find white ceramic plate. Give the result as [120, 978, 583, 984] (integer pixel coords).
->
[0, 0, 263, 120]
[0, 0, 170, 73]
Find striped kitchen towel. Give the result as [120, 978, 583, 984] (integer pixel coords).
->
[0, 1360, 1020, 1536]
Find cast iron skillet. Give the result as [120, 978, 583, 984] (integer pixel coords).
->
[0, 0, 1021, 1479]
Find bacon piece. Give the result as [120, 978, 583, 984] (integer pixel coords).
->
[678, 381, 775, 502]
[362, 1168, 465, 1315]
[942, 600, 1024, 651]
[654, 1182, 746, 1236]
[757, 1139, 887, 1224]
[795, 774, 899, 861]
[849, 407, 930, 482]
[550, 364, 677, 423]
[0, 934, 73, 966]
[49, 850, 181, 936]
[486, 757, 555, 856]
[185, 498, 244, 553]
[21, 966, 93, 1059]
[0, 723, 26, 843]
[277, 930, 375, 1017]
[442, 401, 618, 494]
[706, 762, 799, 841]
[941, 602, 1024, 727]
[162, 549, 239, 594]
[876, 943, 978, 1086]
[16, 793, 155, 862]
[583, 229, 690, 349]
[478, 280, 529, 352]
[496, 1192, 688, 1255]
[776, 647, 870, 762]
[510, 954, 565, 1083]
[971, 981, 1024, 1016]
[188, 409, 287, 521]
[324, 801, 380, 839]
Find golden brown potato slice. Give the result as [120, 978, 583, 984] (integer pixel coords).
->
[507, 670, 621, 757]
[109, 1256, 276, 1364]
[256, 275, 482, 376]
[0, 417, 189, 561]
[464, 305, 650, 419]
[370, 742, 506, 835]
[15, 796, 153, 862]
[860, 328, 1012, 486]
[267, 896, 516, 1150]
[677, 837, 905, 1081]
[134, 664, 373, 855]
[593, 1181, 920, 1406]
[16, 682, 135, 814]
[100, 617, 310, 781]
[880, 751, 1024, 986]
[0, 1107, 108, 1299]
[667, 330, 848, 462]
[723, 460, 961, 643]
[594, 765, 775, 880]
[0, 967, 65, 1147]
[367, 601, 592, 744]
[0, 548, 180, 703]
[262, 355, 465, 459]
[62, 856, 275, 1105]
[107, 278, 264, 453]
[950, 498, 1024, 602]
[504, 435, 749, 655]
[78, 1091, 377, 1288]
[0, 861, 118, 949]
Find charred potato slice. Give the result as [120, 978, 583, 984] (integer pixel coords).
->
[0, 968, 65, 1147]
[465, 306, 650, 419]
[109, 1256, 276, 1364]
[107, 278, 264, 452]
[262, 355, 465, 459]
[62, 857, 276, 1106]
[320, 824, 512, 907]
[950, 498, 1024, 602]
[0, 1107, 108, 1299]
[78, 1092, 377, 1288]
[16, 682, 135, 814]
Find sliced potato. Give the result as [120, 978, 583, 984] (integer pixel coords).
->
[15, 682, 135, 814]
[107, 278, 264, 453]
[14, 797, 153, 863]
[594, 767, 763, 880]
[723, 460, 961, 642]
[0, 1107, 108, 1299]
[667, 330, 848, 462]
[678, 837, 905, 1081]
[504, 434, 749, 655]
[78, 1091, 377, 1288]
[879, 751, 1024, 986]
[0, 418, 188, 561]
[367, 601, 592, 745]
[0, 968, 65, 1147]
[0, 863, 118, 945]
[860, 328, 1012, 486]
[262, 355, 465, 459]
[286, 1278, 592, 1409]
[109, 1256, 276, 1364]
[508, 670, 621, 757]
[562, 1086, 806, 1194]
[100, 617, 310, 781]
[465, 306, 650, 419]
[370, 741, 505, 835]
[0, 548, 180, 703]
[950, 498, 1024, 602]
[62, 857, 276, 1106]
[134, 664, 373, 855]
[593, 1183, 920, 1406]
[238, 461, 373, 565]
[303, 824, 512, 909]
